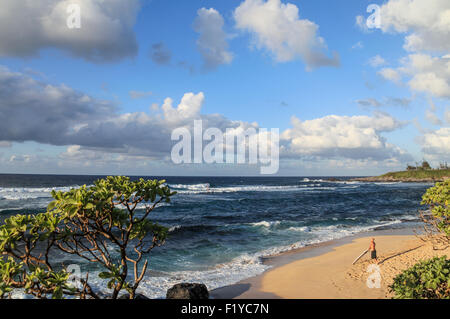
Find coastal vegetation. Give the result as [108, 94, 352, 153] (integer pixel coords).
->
[379, 168, 450, 181]
[390, 180, 450, 299]
[420, 180, 450, 246]
[389, 256, 450, 299]
[353, 162, 450, 182]
[0, 176, 176, 299]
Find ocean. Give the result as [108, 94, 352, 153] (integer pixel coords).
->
[0, 174, 430, 298]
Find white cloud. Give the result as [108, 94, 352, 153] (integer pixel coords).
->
[234, 0, 339, 70]
[419, 127, 450, 159]
[362, 1, 450, 100]
[409, 72, 450, 98]
[281, 112, 410, 161]
[377, 0, 450, 53]
[368, 55, 386, 67]
[0, 65, 413, 171]
[378, 68, 402, 83]
[0, 0, 140, 62]
[162, 92, 205, 124]
[0, 65, 254, 161]
[381, 54, 450, 98]
[193, 8, 233, 70]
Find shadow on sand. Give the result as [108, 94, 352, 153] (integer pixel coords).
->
[379, 245, 423, 264]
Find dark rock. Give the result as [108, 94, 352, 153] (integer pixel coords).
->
[166, 283, 209, 299]
[118, 293, 150, 300]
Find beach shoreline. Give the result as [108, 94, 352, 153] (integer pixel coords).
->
[210, 226, 449, 299]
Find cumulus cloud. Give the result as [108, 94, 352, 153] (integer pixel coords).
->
[405, 54, 450, 98]
[362, 1, 450, 100]
[161, 92, 205, 124]
[0, 66, 251, 159]
[0, 66, 412, 169]
[380, 54, 450, 98]
[377, 0, 450, 53]
[378, 68, 402, 83]
[0, 66, 116, 145]
[193, 8, 233, 70]
[0, 66, 172, 156]
[234, 0, 339, 70]
[281, 112, 410, 161]
[419, 127, 450, 159]
[0, 0, 139, 62]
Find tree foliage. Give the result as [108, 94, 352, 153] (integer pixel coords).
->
[389, 256, 450, 299]
[0, 176, 176, 299]
[420, 180, 450, 246]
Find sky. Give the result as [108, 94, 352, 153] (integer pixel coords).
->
[0, 0, 449, 176]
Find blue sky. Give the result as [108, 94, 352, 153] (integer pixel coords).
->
[0, 0, 448, 176]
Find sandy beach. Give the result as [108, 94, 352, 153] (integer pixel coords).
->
[211, 230, 450, 299]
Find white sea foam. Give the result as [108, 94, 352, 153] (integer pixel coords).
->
[168, 225, 182, 232]
[286, 226, 309, 232]
[373, 182, 402, 185]
[249, 220, 281, 228]
[0, 186, 82, 201]
[170, 184, 338, 195]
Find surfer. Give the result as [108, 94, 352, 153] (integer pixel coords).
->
[369, 238, 378, 264]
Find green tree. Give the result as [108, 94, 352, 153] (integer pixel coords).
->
[420, 180, 450, 246]
[422, 160, 432, 170]
[0, 176, 176, 299]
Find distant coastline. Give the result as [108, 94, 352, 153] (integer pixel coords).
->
[349, 168, 450, 183]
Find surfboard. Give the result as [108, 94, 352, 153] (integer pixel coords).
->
[352, 249, 368, 265]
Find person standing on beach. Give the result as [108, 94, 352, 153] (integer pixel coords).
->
[369, 238, 378, 264]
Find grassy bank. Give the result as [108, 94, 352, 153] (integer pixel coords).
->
[353, 169, 450, 182]
[381, 169, 450, 180]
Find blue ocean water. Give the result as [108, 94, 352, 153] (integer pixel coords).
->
[0, 174, 430, 298]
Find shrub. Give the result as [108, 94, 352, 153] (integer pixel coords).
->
[389, 256, 450, 299]
[0, 176, 176, 299]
